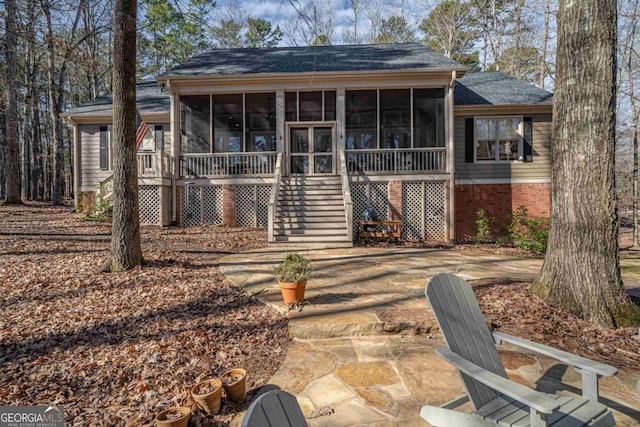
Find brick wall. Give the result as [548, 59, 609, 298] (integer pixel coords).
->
[77, 191, 96, 214]
[222, 184, 236, 226]
[389, 180, 402, 221]
[454, 183, 550, 240]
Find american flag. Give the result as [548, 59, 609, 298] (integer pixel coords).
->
[135, 109, 149, 151]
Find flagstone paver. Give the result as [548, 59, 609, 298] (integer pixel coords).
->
[221, 247, 640, 426]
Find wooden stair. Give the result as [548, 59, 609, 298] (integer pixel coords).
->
[272, 176, 352, 247]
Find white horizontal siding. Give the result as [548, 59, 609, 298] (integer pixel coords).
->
[79, 125, 112, 192]
[79, 122, 172, 192]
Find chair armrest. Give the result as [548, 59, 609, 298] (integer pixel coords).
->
[436, 348, 563, 414]
[491, 331, 617, 377]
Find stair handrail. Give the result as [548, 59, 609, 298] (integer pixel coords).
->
[268, 152, 283, 243]
[338, 150, 353, 242]
[98, 174, 114, 199]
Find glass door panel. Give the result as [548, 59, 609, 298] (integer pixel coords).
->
[289, 126, 334, 175]
[313, 127, 333, 174]
[290, 128, 309, 153]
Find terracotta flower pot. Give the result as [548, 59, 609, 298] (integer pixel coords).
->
[155, 406, 190, 427]
[296, 280, 307, 302]
[221, 368, 247, 401]
[191, 378, 223, 415]
[278, 281, 298, 303]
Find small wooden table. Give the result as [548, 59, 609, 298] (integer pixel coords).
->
[358, 220, 402, 240]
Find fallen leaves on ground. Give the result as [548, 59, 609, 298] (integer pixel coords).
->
[0, 203, 289, 426]
[474, 280, 640, 374]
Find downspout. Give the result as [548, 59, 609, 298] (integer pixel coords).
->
[448, 71, 456, 243]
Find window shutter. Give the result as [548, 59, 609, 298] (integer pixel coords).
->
[523, 117, 533, 162]
[465, 118, 474, 163]
[99, 126, 108, 170]
[155, 125, 164, 150]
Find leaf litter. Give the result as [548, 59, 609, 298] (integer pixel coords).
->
[2, 203, 640, 425]
[0, 203, 289, 426]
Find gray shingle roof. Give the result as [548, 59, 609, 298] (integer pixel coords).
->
[63, 81, 170, 117]
[455, 72, 553, 105]
[158, 43, 465, 78]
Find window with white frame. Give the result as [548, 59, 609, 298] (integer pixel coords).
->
[474, 117, 523, 162]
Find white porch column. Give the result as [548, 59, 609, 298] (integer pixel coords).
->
[170, 82, 179, 222]
[447, 71, 456, 242]
[276, 90, 285, 176]
[72, 121, 80, 209]
[336, 88, 346, 151]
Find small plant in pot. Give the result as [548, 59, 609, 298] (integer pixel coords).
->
[274, 253, 311, 303]
[155, 406, 190, 427]
[221, 368, 247, 401]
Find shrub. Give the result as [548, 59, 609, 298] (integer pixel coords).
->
[475, 208, 497, 242]
[84, 191, 112, 222]
[508, 206, 549, 253]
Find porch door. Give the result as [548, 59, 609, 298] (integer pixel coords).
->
[289, 126, 335, 175]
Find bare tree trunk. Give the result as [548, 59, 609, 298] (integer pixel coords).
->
[4, 0, 22, 205]
[109, 0, 142, 271]
[42, 0, 84, 205]
[539, 0, 551, 89]
[532, 0, 640, 327]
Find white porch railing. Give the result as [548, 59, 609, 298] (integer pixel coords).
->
[338, 150, 353, 242]
[346, 148, 446, 174]
[137, 151, 172, 178]
[180, 152, 277, 178]
[267, 153, 283, 243]
[98, 174, 114, 200]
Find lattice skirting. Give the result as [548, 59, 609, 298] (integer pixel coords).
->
[236, 185, 270, 228]
[180, 185, 223, 227]
[139, 185, 161, 225]
[350, 182, 390, 234]
[402, 181, 446, 241]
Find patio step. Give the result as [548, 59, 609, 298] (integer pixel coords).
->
[272, 176, 352, 246]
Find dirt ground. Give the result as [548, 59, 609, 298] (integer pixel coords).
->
[0, 203, 289, 426]
[1, 203, 639, 426]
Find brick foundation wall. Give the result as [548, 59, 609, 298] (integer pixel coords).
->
[389, 180, 402, 221]
[454, 182, 550, 240]
[222, 184, 236, 227]
[76, 191, 96, 214]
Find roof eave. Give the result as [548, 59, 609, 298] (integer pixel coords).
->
[157, 67, 468, 84]
[454, 103, 553, 115]
[61, 111, 170, 124]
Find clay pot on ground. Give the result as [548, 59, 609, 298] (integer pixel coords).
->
[278, 281, 303, 303]
[273, 253, 311, 304]
[221, 368, 247, 401]
[191, 378, 223, 415]
[155, 406, 190, 427]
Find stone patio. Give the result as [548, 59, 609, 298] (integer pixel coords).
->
[220, 247, 640, 426]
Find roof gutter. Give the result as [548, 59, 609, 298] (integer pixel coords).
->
[156, 67, 468, 85]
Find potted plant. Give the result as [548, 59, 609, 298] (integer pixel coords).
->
[274, 253, 311, 303]
[221, 368, 247, 401]
[191, 378, 223, 415]
[155, 406, 190, 427]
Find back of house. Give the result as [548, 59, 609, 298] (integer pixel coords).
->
[62, 42, 553, 246]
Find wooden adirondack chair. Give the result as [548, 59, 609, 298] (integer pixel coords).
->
[421, 273, 618, 427]
[241, 389, 308, 427]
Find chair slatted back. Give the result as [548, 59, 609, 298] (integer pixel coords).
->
[426, 273, 508, 411]
[241, 389, 308, 427]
